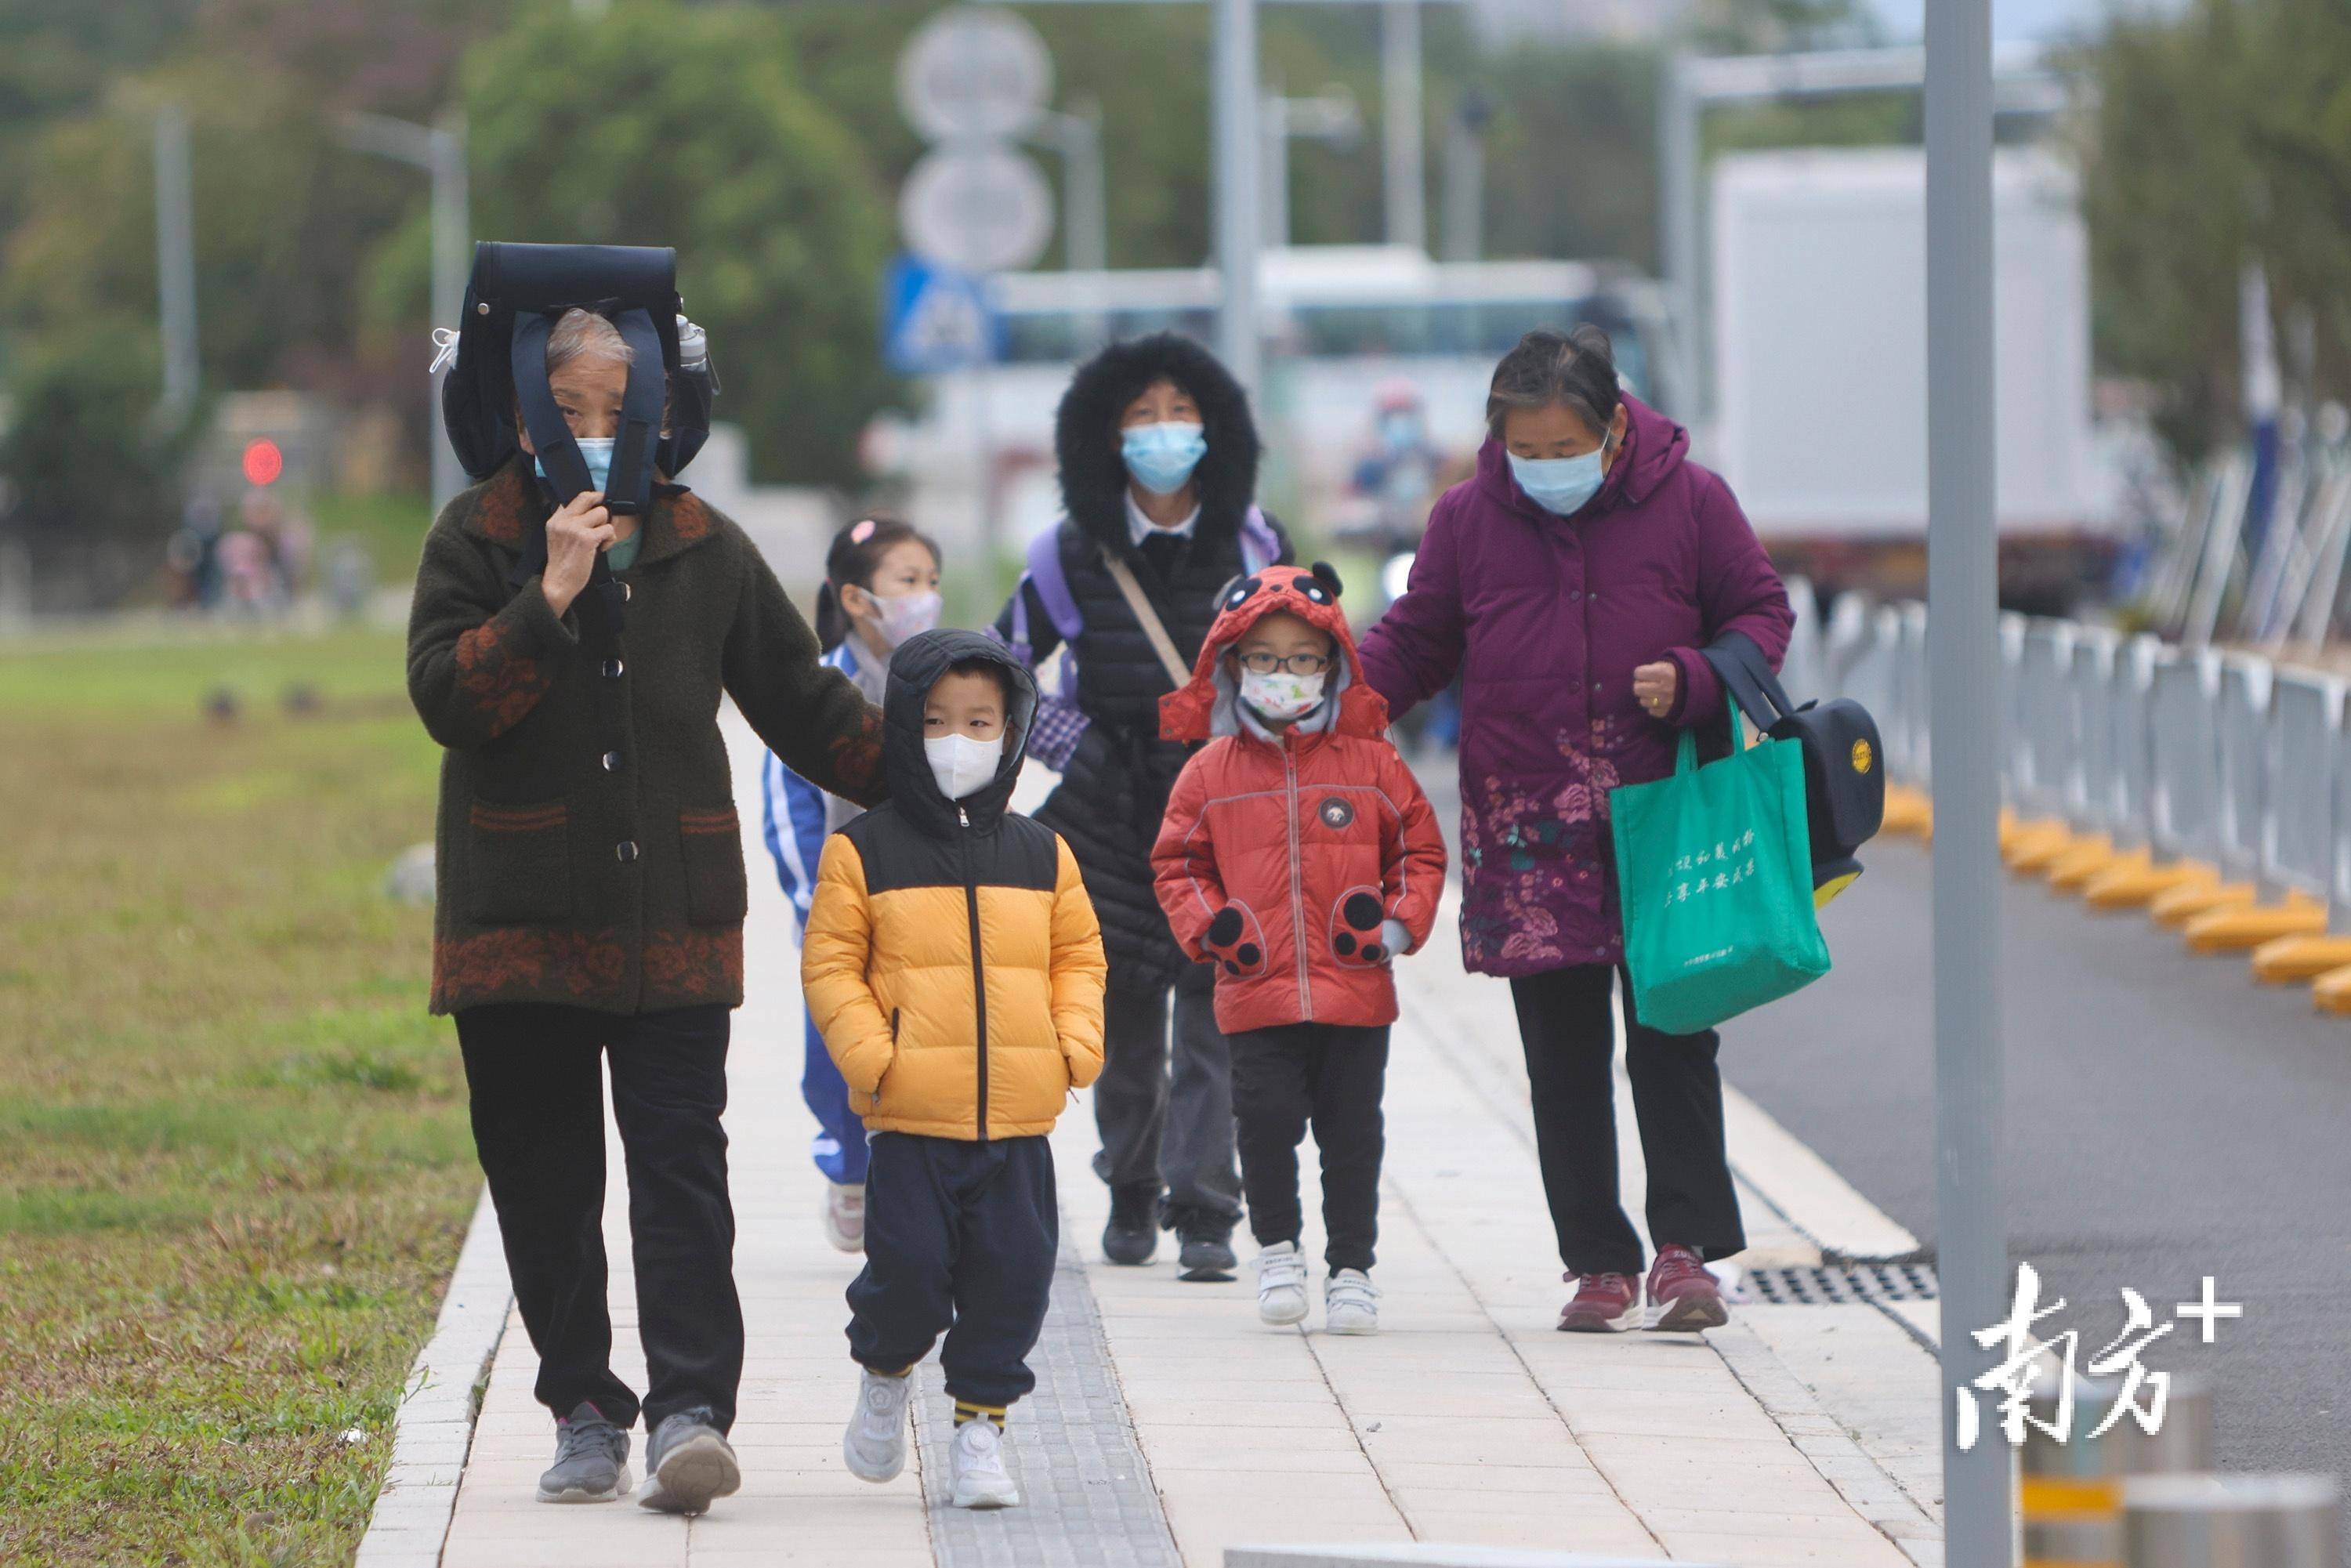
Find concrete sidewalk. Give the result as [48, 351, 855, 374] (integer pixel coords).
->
[402, 725, 1946, 1567]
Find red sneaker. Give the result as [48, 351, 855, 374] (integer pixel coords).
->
[1557, 1271, 1642, 1333]
[1646, 1244, 1730, 1332]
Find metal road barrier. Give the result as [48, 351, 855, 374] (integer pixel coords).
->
[2121, 1473, 2340, 1568]
[1781, 574, 1824, 702]
[2109, 636, 2162, 852]
[2021, 1373, 2213, 1568]
[2144, 650, 2224, 869]
[1822, 584, 2351, 990]
[2264, 670, 2345, 907]
[2064, 626, 2121, 838]
[2013, 619, 2077, 823]
[2214, 656, 2273, 888]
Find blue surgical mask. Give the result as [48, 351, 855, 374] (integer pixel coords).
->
[534, 436, 617, 494]
[1121, 422, 1208, 495]
[1507, 432, 1614, 517]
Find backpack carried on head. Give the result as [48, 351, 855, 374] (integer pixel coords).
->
[1699, 631, 1884, 907]
[438, 242, 718, 518]
[1002, 509, 1281, 771]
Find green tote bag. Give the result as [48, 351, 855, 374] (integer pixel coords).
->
[1609, 726, 1831, 1036]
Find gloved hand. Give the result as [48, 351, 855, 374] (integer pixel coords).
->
[1379, 918, 1411, 962]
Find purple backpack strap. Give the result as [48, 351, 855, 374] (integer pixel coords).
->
[1025, 522, 1085, 646]
[1240, 505, 1281, 574]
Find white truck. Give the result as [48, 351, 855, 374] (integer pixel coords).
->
[1707, 147, 2114, 610]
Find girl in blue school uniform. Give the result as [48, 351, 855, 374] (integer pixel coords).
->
[760, 515, 944, 1251]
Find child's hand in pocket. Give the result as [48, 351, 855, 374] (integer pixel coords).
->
[1378, 918, 1411, 963]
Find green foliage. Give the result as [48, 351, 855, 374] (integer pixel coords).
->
[461, 1, 900, 486]
[2079, 0, 2351, 460]
[0, 324, 197, 548]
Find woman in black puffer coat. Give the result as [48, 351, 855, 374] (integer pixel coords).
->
[992, 333, 1291, 1278]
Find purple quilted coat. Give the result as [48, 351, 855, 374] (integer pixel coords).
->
[1357, 394, 1793, 978]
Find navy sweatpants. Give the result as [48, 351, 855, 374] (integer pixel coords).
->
[846, 1132, 1057, 1408]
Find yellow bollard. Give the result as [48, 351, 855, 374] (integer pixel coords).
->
[2150, 876, 2256, 928]
[2182, 891, 2327, 954]
[2313, 964, 2351, 1016]
[2005, 820, 2078, 874]
[2020, 1373, 2212, 1568]
[1883, 784, 1933, 838]
[2251, 932, 2351, 985]
[2084, 856, 2215, 911]
[2047, 836, 2124, 893]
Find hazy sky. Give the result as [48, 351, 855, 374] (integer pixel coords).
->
[1865, 0, 2186, 43]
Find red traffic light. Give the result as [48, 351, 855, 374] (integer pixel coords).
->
[241, 438, 284, 487]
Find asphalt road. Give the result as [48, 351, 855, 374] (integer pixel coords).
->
[1417, 762, 2351, 1492]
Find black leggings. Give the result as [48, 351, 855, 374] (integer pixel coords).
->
[1508, 965, 1744, 1278]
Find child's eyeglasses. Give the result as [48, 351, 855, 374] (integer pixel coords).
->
[1237, 651, 1331, 676]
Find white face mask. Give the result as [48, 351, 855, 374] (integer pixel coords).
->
[924, 732, 1004, 800]
[1239, 666, 1328, 722]
[865, 588, 942, 650]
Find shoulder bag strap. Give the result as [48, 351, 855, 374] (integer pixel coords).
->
[1100, 551, 1194, 690]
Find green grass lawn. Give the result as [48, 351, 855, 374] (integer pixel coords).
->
[0, 628, 479, 1566]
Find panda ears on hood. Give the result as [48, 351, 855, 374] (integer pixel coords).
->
[1212, 561, 1345, 615]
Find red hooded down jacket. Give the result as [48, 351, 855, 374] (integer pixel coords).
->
[1151, 565, 1448, 1035]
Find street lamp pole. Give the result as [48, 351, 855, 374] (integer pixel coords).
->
[343, 110, 470, 509]
[1212, 0, 1262, 395]
[1380, 0, 1425, 252]
[153, 103, 199, 422]
[1925, 2, 2009, 1563]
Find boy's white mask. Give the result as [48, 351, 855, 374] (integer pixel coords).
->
[925, 733, 1003, 800]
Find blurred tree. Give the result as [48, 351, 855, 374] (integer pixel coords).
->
[0, 323, 200, 601]
[2078, 0, 2351, 459]
[460, 2, 897, 485]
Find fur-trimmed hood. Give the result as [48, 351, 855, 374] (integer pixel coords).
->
[1054, 332, 1262, 553]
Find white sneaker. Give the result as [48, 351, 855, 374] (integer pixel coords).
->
[1324, 1268, 1380, 1335]
[947, 1418, 1020, 1508]
[842, 1369, 911, 1483]
[822, 1182, 866, 1254]
[1255, 1241, 1309, 1326]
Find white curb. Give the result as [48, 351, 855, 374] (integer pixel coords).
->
[352, 1186, 511, 1568]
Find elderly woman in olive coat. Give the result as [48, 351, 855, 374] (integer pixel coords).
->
[408, 307, 884, 1513]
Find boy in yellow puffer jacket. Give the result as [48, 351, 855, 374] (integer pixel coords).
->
[802, 628, 1107, 1510]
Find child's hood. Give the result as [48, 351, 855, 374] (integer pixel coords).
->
[1158, 562, 1389, 743]
[882, 628, 1038, 837]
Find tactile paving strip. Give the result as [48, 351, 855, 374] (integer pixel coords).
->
[913, 1239, 1182, 1568]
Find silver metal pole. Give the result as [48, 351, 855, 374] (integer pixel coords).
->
[1925, 2, 2007, 1565]
[1064, 100, 1107, 275]
[1262, 89, 1290, 250]
[1381, 0, 1425, 252]
[154, 104, 199, 420]
[1441, 106, 1483, 263]
[1657, 55, 1701, 421]
[1212, 0, 1262, 394]
[429, 112, 469, 509]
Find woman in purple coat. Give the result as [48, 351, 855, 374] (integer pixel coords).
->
[1358, 327, 1793, 1335]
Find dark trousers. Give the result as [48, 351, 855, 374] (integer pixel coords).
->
[1507, 965, 1746, 1278]
[1092, 961, 1242, 1217]
[1230, 1023, 1390, 1274]
[848, 1132, 1057, 1409]
[454, 1002, 742, 1433]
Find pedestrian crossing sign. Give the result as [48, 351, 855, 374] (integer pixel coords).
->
[881, 253, 1000, 377]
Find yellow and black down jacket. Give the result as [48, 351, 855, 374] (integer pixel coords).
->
[802, 630, 1107, 1140]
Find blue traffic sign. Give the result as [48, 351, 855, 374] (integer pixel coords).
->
[881, 254, 1000, 377]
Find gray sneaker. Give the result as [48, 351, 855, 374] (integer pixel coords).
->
[538, 1401, 631, 1503]
[637, 1407, 741, 1515]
